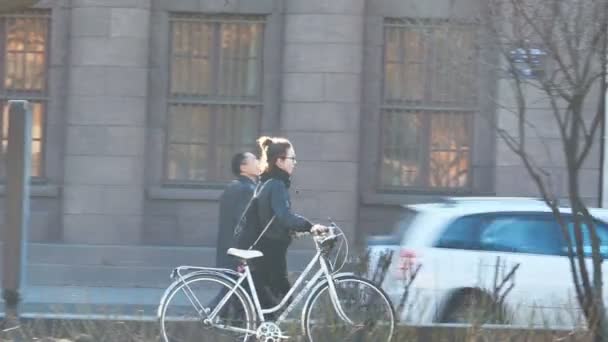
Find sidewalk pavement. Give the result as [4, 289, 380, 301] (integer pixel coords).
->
[0, 285, 166, 321]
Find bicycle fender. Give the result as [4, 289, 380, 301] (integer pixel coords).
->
[299, 272, 355, 332]
[157, 269, 253, 319]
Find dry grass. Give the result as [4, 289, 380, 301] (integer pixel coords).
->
[0, 318, 592, 342]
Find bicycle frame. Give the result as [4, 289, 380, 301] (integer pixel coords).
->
[159, 229, 355, 337]
[207, 248, 353, 326]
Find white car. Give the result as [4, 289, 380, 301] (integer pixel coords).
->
[367, 197, 608, 329]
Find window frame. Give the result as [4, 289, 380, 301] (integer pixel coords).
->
[435, 212, 608, 258]
[163, 13, 265, 187]
[434, 213, 488, 250]
[477, 213, 565, 256]
[0, 10, 51, 181]
[560, 216, 608, 259]
[377, 18, 480, 193]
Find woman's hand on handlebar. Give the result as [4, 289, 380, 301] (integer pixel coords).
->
[310, 224, 329, 235]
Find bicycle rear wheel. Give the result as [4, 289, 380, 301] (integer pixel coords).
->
[159, 274, 256, 342]
[303, 275, 395, 342]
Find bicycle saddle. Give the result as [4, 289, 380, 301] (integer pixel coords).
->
[227, 248, 264, 260]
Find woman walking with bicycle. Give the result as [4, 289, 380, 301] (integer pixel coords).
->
[252, 136, 328, 310]
[158, 136, 396, 342]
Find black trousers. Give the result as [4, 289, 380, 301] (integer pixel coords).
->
[251, 238, 291, 312]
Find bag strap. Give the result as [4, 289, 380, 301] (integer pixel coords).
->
[248, 215, 276, 250]
[247, 179, 276, 250]
[232, 179, 272, 237]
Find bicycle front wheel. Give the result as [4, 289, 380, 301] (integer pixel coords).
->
[159, 274, 256, 342]
[303, 275, 395, 342]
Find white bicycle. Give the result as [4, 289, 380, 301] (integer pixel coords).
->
[157, 223, 395, 342]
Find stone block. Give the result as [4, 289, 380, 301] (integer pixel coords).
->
[361, 66, 383, 108]
[104, 67, 148, 97]
[292, 161, 358, 192]
[69, 66, 107, 96]
[50, 8, 70, 66]
[285, 0, 364, 14]
[282, 73, 324, 102]
[496, 136, 568, 168]
[47, 66, 66, 100]
[46, 99, 67, 138]
[318, 191, 357, 223]
[64, 155, 141, 185]
[102, 186, 145, 215]
[282, 102, 359, 132]
[29, 211, 51, 242]
[153, 0, 197, 11]
[471, 165, 496, 195]
[67, 95, 146, 126]
[284, 43, 363, 73]
[144, 199, 178, 217]
[495, 165, 547, 197]
[110, 8, 150, 38]
[497, 108, 563, 140]
[579, 168, 601, 199]
[42, 123, 64, 181]
[70, 7, 110, 37]
[364, 15, 383, 44]
[289, 189, 321, 220]
[285, 14, 363, 44]
[199, 0, 238, 12]
[176, 201, 218, 219]
[450, 0, 483, 19]
[71, 37, 147, 67]
[64, 185, 105, 214]
[143, 215, 179, 245]
[147, 82, 167, 128]
[370, 0, 450, 17]
[66, 126, 145, 157]
[145, 129, 165, 182]
[63, 214, 142, 244]
[106, 126, 146, 155]
[237, 0, 275, 13]
[324, 73, 361, 103]
[72, 0, 151, 8]
[178, 216, 216, 246]
[148, 11, 169, 68]
[580, 138, 602, 170]
[287, 131, 359, 162]
[66, 126, 104, 156]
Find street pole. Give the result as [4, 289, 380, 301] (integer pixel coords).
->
[600, 7, 608, 208]
[2, 100, 32, 327]
[599, 71, 608, 208]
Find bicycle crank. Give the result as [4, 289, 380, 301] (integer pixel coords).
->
[256, 322, 289, 341]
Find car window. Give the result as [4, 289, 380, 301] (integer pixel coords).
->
[435, 215, 486, 250]
[563, 218, 608, 258]
[479, 214, 562, 255]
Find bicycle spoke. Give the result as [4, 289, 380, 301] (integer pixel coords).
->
[304, 276, 395, 342]
[159, 274, 255, 342]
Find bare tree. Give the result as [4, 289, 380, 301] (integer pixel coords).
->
[482, 0, 608, 340]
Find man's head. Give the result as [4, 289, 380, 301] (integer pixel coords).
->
[231, 152, 259, 178]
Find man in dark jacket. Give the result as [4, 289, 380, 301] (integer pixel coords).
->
[215, 152, 259, 268]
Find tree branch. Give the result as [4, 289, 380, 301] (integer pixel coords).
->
[512, 0, 577, 87]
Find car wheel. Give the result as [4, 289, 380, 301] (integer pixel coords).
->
[439, 290, 507, 324]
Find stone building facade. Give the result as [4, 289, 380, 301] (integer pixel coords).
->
[0, 0, 602, 281]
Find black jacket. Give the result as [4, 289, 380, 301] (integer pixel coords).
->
[215, 176, 257, 268]
[256, 169, 313, 243]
